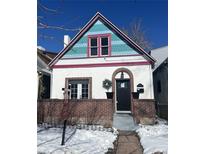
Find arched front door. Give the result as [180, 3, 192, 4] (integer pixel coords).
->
[112, 68, 134, 113]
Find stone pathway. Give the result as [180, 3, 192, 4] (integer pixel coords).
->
[116, 131, 143, 154]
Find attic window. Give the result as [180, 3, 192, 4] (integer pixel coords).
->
[90, 38, 98, 56]
[101, 37, 109, 55]
[88, 34, 111, 57]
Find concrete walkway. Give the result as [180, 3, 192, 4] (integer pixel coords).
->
[113, 114, 137, 131]
[116, 131, 143, 154]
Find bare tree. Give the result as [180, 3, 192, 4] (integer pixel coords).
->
[37, 102, 44, 124]
[122, 20, 152, 51]
[86, 102, 103, 125]
[37, 0, 80, 46]
[60, 100, 80, 125]
[37, 0, 80, 31]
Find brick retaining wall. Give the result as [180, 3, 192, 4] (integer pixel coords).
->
[132, 99, 156, 125]
[38, 99, 156, 126]
[38, 99, 113, 127]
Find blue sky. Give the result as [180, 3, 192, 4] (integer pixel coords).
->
[37, 0, 168, 53]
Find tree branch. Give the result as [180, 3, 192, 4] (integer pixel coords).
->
[38, 1, 59, 14]
[38, 34, 69, 47]
[38, 22, 81, 31]
[122, 19, 152, 51]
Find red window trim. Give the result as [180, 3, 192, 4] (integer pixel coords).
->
[88, 36, 99, 57]
[87, 33, 111, 57]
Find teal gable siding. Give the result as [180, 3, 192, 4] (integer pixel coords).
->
[62, 20, 140, 59]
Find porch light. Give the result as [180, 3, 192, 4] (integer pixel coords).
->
[120, 72, 124, 79]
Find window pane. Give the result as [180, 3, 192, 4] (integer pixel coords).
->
[82, 84, 87, 89]
[82, 83, 88, 99]
[71, 94, 77, 99]
[101, 37, 108, 46]
[101, 47, 108, 55]
[91, 38, 97, 46]
[82, 94, 85, 98]
[70, 83, 77, 99]
[91, 47, 98, 56]
[69, 80, 89, 99]
[82, 93, 88, 99]
[82, 84, 88, 88]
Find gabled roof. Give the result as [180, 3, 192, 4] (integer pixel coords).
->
[37, 56, 51, 75]
[37, 48, 57, 74]
[151, 46, 168, 71]
[154, 57, 168, 72]
[49, 12, 156, 67]
[37, 49, 57, 65]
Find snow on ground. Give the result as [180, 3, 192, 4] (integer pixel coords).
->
[136, 118, 168, 154]
[38, 126, 118, 154]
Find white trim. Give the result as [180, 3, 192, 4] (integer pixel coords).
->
[149, 65, 154, 99]
[50, 70, 53, 99]
[77, 84, 82, 99]
[116, 111, 131, 114]
[115, 79, 117, 113]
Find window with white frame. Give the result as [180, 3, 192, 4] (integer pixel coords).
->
[88, 34, 111, 57]
[69, 79, 89, 99]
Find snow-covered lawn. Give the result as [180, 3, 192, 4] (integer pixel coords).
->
[37, 126, 118, 154]
[136, 118, 168, 154]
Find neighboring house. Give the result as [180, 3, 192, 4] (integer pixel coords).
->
[37, 49, 57, 99]
[151, 46, 168, 119]
[47, 12, 157, 125]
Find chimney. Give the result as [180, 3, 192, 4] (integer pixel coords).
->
[64, 35, 70, 48]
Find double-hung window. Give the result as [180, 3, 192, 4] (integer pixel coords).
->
[101, 37, 109, 56]
[68, 79, 90, 99]
[90, 37, 98, 56]
[88, 34, 111, 57]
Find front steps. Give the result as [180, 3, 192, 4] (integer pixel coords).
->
[113, 113, 137, 131]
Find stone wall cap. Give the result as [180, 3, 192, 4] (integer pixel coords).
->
[135, 99, 155, 101]
[37, 99, 113, 103]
